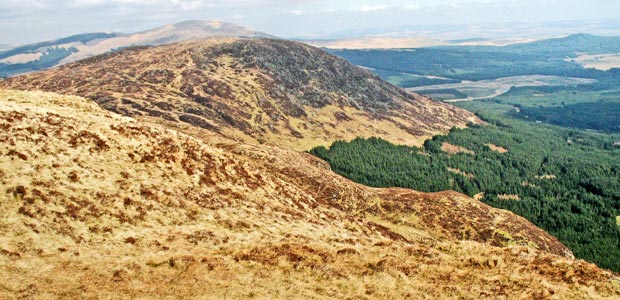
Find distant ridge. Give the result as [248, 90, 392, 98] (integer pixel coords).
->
[507, 33, 620, 54]
[303, 37, 446, 49]
[446, 38, 489, 44]
[0, 20, 273, 77]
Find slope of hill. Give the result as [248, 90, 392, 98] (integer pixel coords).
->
[0, 38, 479, 150]
[0, 20, 273, 77]
[2, 89, 619, 299]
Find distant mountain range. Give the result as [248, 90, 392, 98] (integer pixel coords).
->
[301, 36, 542, 49]
[0, 20, 273, 77]
[0, 44, 16, 51]
[302, 37, 448, 49]
[300, 19, 620, 49]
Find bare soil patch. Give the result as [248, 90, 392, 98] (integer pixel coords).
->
[497, 194, 521, 201]
[535, 174, 557, 180]
[441, 142, 475, 155]
[486, 143, 508, 153]
[447, 167, 474, 180]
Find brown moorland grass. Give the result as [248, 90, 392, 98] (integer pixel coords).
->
[0, 89, 618, 299]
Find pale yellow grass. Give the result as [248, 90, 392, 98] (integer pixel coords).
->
[522, 181, 541, 189]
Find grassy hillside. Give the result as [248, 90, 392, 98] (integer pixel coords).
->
[0, 33, 119, 77]
[4, 89, 617, 299]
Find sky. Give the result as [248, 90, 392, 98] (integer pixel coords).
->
[1, 0, 620, 45]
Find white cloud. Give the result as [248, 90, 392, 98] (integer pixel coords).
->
[360, 5, 388, 12]
[178, 1, 206, 10]
[0, 0, 50, 10]
[404, 4, 421, 10]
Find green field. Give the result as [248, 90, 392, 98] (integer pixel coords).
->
[473, 71, 620, 132]
[410, 75, 597, 101]
[370, 68, 460, 88]
[495, 85, 620, 107]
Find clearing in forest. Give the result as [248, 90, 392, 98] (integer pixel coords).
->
[441, 142, 475, 155]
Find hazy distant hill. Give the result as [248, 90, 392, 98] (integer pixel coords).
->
[303, 37, 446, 49]
[0, 33, 120, 76]
[505, 33, 620, 55]
[302, 36, 539, 50]
[0, 44, 16, 51]
[321, 20, 620, 43]
[0, 20, 273, 77]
